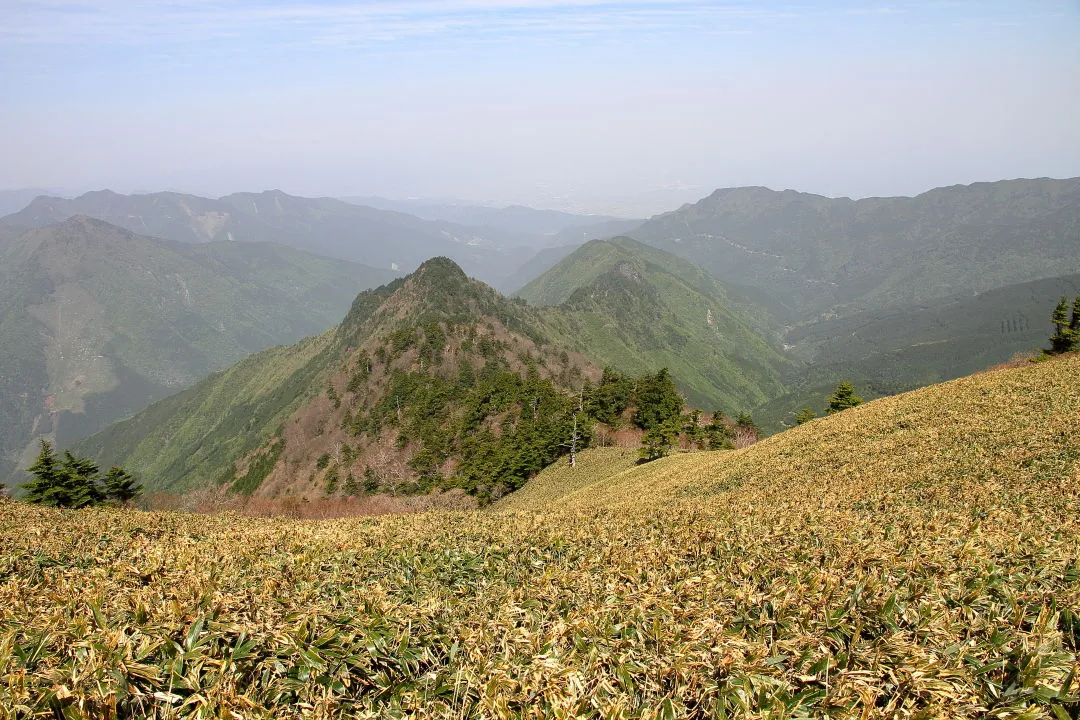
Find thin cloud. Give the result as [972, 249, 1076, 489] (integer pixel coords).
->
[0, 0, 799, 48]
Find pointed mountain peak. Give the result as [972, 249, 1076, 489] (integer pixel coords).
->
[340, 256, 512, 342]
[58, 214, 116, 230]
[410, 256, 470, 284]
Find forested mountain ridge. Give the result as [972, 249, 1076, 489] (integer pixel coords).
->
[630, 177, 1080, 318]
[74, 258, 604, 500]
[75, 256, 759, 502]
[0, 216, 397, 484]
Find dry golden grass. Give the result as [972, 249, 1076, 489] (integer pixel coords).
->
[491, 447, 639, 513]
[1, 355, 1078, 718]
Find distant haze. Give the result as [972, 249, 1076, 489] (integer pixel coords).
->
[2, 0, 1079, 215]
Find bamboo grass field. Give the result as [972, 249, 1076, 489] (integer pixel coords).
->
[2, 354, 1078, 718]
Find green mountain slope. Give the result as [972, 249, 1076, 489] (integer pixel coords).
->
[631, 177, 1080, 319]
[520, 237, 791, 412]
[0, 216, 397, 483]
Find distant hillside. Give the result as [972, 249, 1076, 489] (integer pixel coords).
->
[520, 237, 791, 411]
[497, 243, 582, 293]
[342, 196, 630, 237]
[631, 177, 1080, 319]
[752, 272, 1080, 431]
[0, 189, 536, 285]
[0, 216, 396, 483]
[0, 188, 58, 218]
[76, 254, 779, 501]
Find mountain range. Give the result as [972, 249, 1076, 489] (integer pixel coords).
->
[73, 246, 794, 497]
[1, 189, 541, 285]
[630, 177, 1080, 319]
[4, 176, 1079, 488]
[74, 258, 603, 497]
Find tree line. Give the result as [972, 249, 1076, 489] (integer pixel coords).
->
[19, 440, 142, 508]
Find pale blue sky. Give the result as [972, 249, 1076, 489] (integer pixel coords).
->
[2, 0, 1079, 212]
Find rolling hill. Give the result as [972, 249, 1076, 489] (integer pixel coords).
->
[5, 350, 1077, 717]
[519, 237, 791, 412]
[0, 216, 397, 484]
[630, 177, 1080, 319]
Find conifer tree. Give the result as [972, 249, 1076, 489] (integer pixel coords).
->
[633, 369, 683, 431]
[21, 440, 139, 508]
[21, 440, 66, 507]
[682, 409, 704, 448]
[735, 412, 761, 437]
[703, 411, 734, 450]
[61, 451, 103, 508]
[1071, 296, 1080, 333]
[639, 420, 679, 463]
[826, 382, 863, 414]
[1049, 296, 1073, 354]
[103, 466, 143, 504]
[795, 407, 817, 425]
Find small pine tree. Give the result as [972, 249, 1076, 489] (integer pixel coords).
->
[826, 382, 863, 415]
[734, 412, 761, 437]
[61, 451, 103, 508]
[639, 420, 679, 463]
[704, 411, 734, 450]
[1071, 296, 1080, 333]
[103, 466, 142, 505]
[22, 441, 138, 509]
[363, 466, 380, 493]
[794, 408, 817, 425]
[21, 440, 66, 507]
[343, 472, 361, 496]
[324, 466, 340, 495]
[1049, 296, 1074, 355]
[682, 409, 704, 448]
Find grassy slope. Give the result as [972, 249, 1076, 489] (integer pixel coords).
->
[512, 353, 1080, 513]
[491, 447, 639, 512]
[3, 355, 1077, 717]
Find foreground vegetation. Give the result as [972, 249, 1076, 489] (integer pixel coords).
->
[1, 354, 1078, 718]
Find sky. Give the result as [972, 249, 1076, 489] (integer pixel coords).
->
[2, 0, 1079, 214]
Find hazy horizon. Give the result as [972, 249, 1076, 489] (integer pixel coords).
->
[3, 0, 1079, 215]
